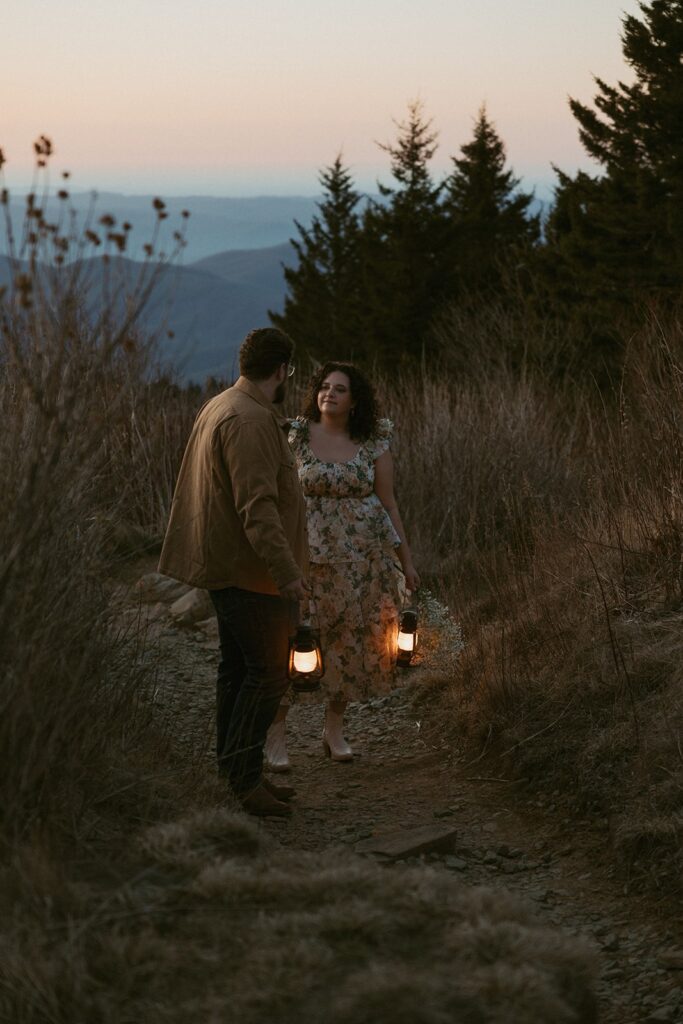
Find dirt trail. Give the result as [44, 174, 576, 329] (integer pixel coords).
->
[124, 588, 683, 1024]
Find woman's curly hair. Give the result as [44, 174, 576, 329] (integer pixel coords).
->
[301, 362, 379, 441]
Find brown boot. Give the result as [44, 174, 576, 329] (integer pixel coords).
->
[262, 776, 296, 801]
[240, 782, 292, 818]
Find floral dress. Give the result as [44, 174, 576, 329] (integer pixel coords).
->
[288, 416, 406, 703]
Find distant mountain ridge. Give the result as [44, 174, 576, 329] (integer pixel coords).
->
[0, 193, 318, 263]
[0, 190, 548, 382]
[190, 242, 294, 291]
[0, 243, 295, 382]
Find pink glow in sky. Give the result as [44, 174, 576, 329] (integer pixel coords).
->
[2, 0, 641, 197]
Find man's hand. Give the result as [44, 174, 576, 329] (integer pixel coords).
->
[280, 577, 310, 601]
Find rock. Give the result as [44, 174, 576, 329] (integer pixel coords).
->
[354, 824, 457, 860]
[444, 855, 468, 872]
[136, 572, 192, 605]
[146, 601, 169, 622]
[170, 588, 214, 626]
[196, 617, 219, 639]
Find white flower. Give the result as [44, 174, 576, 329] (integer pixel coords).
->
[411, 588, 464, 668]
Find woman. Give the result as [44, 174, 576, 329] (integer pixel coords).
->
[265, 361, 420, 767]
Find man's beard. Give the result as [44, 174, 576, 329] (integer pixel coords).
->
[274, 380, 287, 404]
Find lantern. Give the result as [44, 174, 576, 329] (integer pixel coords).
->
[397, 607, 418, 667]
[288, 623, 325, 692]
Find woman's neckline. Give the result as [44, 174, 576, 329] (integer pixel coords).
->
[305, 421, 362, 465]
[306, 437, 362, 465]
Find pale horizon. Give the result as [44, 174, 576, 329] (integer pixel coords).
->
[3, 0, 641, 202]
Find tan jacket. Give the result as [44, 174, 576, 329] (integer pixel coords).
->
[158, 377, 308, 595]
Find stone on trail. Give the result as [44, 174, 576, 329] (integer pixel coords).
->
[444, 855, 468, 871]
[170, 588, 214, 626]
[196, 614, 220, 647]
[136, 572, 192, 605]
[354, 824, 457, 860]
[146, 601, 170, 622]
[196, 617, 219, 640]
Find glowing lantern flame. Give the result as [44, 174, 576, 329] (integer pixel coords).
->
[397, 630, 416, 652]
[396, 607, 419, 666]
[293, 648, 319, 674]
[288, 622, 325, 691]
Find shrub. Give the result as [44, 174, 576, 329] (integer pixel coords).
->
[0, 140, 188, 839]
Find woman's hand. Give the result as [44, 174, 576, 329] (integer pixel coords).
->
[402, 564, 421, 593]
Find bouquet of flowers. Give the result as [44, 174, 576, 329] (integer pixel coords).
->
[411, 588, 464, 669]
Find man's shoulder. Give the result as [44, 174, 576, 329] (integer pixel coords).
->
[197, 386, 271, 429]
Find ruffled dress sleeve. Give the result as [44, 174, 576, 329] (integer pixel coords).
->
[365, 418, 394, 460]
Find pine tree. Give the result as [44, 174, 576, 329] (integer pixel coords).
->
[270, 155, 363, 362]
[442, 106, 539, 300]
[359, 101, 447, 363]
[546, 0, 683, 310]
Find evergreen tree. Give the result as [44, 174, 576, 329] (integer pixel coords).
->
[359, 101, 447, 363]
[546, 0, 683, 312]
[270, 155, 363, 362]
[442, 106, 539, 300]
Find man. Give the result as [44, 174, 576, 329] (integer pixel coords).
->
[159, 327, 309, 817]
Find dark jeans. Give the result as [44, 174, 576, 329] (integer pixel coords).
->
[209, 587, 294, 796]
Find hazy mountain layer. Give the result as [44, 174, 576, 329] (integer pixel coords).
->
[0, 194, 317, 263]
[0, 245, 294, 382]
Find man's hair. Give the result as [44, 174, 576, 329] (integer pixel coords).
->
[239, 327, 294, 380]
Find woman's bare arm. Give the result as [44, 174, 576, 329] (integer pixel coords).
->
[374, 450, 421, 592]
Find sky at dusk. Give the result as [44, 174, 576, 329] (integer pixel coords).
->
[3, 0, 641, 199]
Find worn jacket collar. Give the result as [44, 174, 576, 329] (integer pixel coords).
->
[234, 375, 289, 427]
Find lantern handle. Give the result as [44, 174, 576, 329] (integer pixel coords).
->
[305, 597, 321, 630]
[400, 591, 419, 612]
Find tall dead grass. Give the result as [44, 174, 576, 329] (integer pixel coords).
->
[388, 317, 682, 893]
[97, 370, 223, 547]
[0, 138, 674, 1019]
[0, 144, 190, 842]
[133, 315, 681, 893]
[381, 366, 588, 593]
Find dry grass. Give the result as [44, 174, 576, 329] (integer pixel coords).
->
[381, 367, 587, 593]
[0, 809, 598, 1024]
[1, 142, 678, 1019]
[400, 318, 683, 893]
[98, 373, 226, 547]
[0, 147, 193, 840]
[289, 318, 682, 894]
